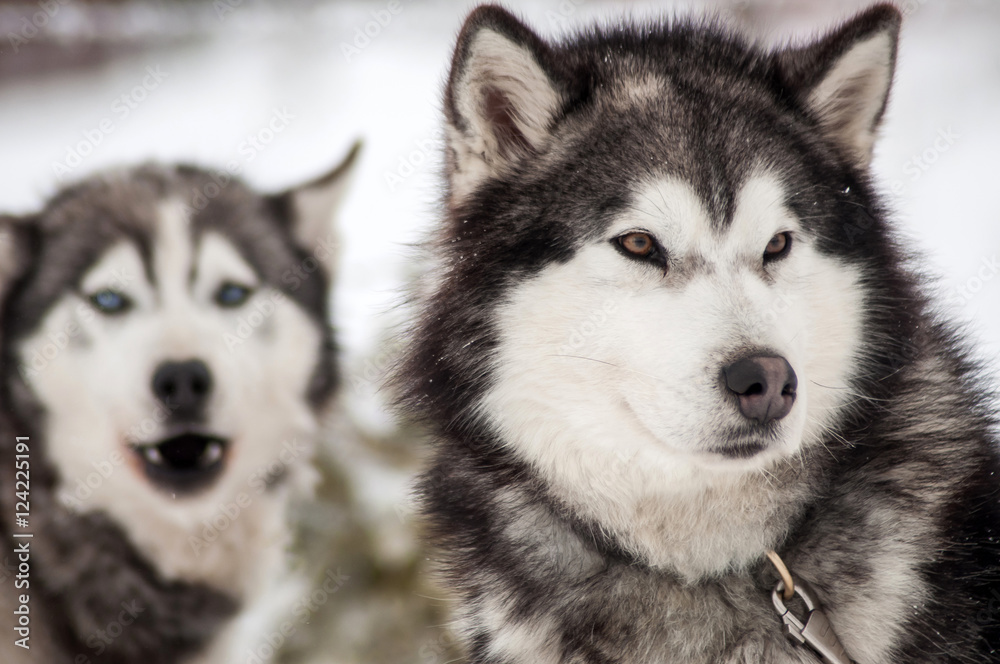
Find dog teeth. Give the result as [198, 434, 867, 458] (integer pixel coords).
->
[201, 441, 223, 466]
[143, 446, 164, 466]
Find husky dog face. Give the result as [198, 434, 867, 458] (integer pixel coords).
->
[0, 145, 357, 640]
[403, 6, 903, 577]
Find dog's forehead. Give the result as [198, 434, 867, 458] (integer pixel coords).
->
[79, 240, 147, 292]
[614, 173, 800, 248]
[549, 37, 814, 230]
[39, 166, 295, 280]
[66, 203, 259, 297]
[5, 166, 306, 338]
[589, 104, 782, 225]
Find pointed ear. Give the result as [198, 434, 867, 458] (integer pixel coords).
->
[776, 4, 901, 169]
[445, 5, 565, 201]
[276, 140, 361, 274]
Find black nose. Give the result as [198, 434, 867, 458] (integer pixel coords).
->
[723, 356, 797, 424]
[152, 360, 213, 421]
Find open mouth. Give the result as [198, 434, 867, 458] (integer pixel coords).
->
[132, 430, 229, 494]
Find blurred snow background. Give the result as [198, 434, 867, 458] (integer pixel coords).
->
[0, 0, 997, 662]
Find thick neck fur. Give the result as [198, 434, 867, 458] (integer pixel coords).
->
[430, 429, 829, 584]
[416, 312, 1000, 663]
[566, 456, 822, 582]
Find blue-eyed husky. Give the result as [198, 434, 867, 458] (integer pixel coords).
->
[394, 4, 1000, 662]
[0, 143, 358, 663]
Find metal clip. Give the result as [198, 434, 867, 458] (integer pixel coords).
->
[771, 578, 854, 664]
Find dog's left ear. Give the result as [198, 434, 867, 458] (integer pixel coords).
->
[777, 4, 902, 169]
[274, 140, 361, 273]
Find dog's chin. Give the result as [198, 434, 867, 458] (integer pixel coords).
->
[692, 424, 799, 472]
[130, 428, 230, 496]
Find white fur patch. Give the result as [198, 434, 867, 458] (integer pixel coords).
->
[479, 174, 865, 579]
[828, 504, 929, 663]
[476, 595, 561, 664]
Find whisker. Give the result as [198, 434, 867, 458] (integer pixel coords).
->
[549, 354, 665, 382]
[809, 380, 887, 403]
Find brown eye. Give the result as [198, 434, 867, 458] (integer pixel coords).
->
[619, 232, 656, 257]
[764, 232, 791, 261]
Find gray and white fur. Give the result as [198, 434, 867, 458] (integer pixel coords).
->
[394, 5, 1000, 663]
[0, 142, 358, 664]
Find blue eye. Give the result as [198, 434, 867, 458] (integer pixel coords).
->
[215, 283, 252, 308]
[89, 289, 131, 315]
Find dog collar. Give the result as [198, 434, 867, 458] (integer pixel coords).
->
[766, 550, 855, 664]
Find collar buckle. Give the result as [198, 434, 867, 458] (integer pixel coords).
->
[771, 578, 854, 664]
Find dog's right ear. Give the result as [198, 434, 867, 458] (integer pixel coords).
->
[0, 216, 34, 305]
[445, 5, 565, 203]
